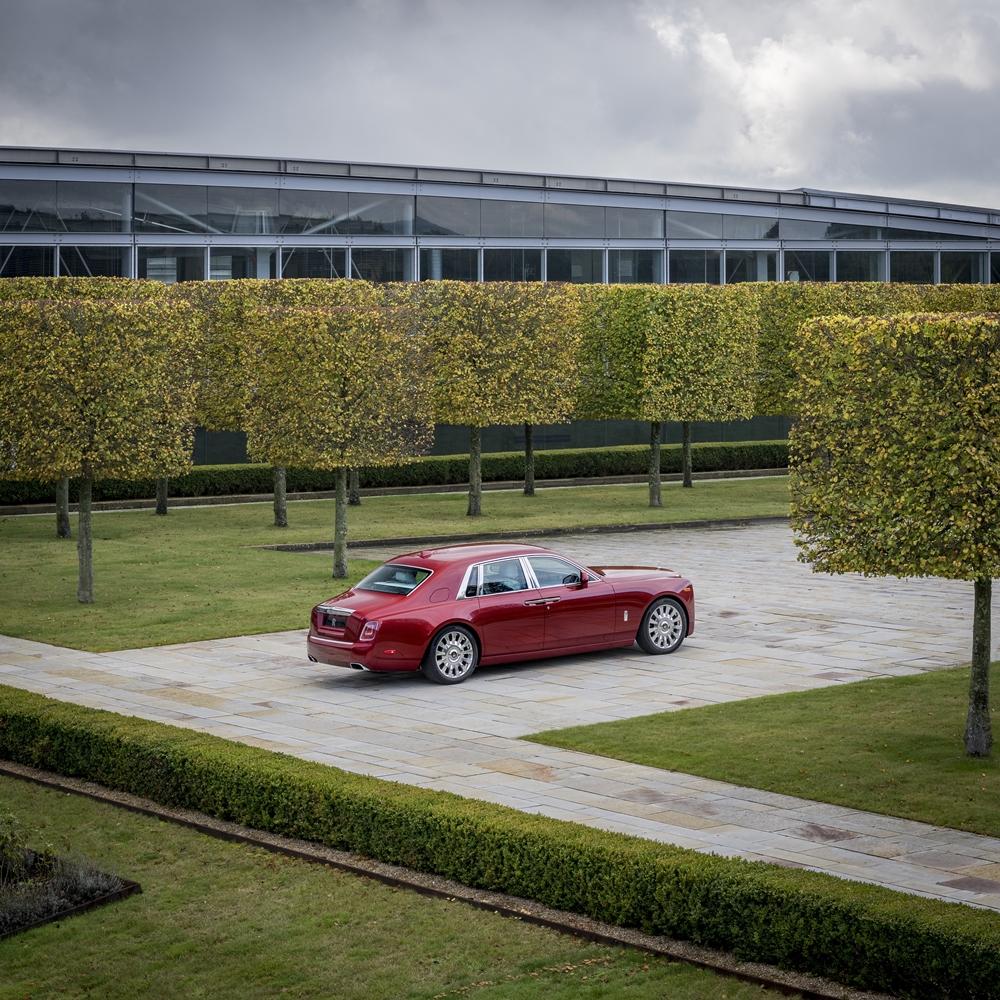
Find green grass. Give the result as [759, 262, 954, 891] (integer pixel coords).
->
[528, 663, 1000, 837]
[0, 477, 787, 652]
[0, 777, 784, 1000]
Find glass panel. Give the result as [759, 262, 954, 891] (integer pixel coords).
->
[415, 196, 480, 236]
[53, 181, 131, 233]
[939, 252, 985, 284]
[780, 219, 882, 239]
[280, 247, 347, 278]
[723, 215, 778, 239]
[351, 248, 413, 281]
[836, 251, 885, 281]
[58, 246, 130, 277]
[605, 206, 664, 238]
[527, 555, 582, 588]
[134, 184, 211, 234]
[666, 211, 722, 239]
[608, 249, 662, 283]
[0, 245, 53, 276]
[278, 188, 349, 235]
[725, 250, 776, 282]
[669, 250, 721, 284]
[886, 226, 971, 241]
[544, 203, 605, 238]
[483, 249, 542, 281]
[346, 193, 413, 235]
[204, 187, 279, 235]
[546, 249, 602, 283]
[0, 179, 58, 232]
[357, 563, 432, 594]
[480, 199, 543, 237]
[890, 251, 935, 283]
[993, 253, 1000, 285]
[419, 248, 478, 281]
[478, 558, 529, 595]
[784, 250, 831, 282]
[210, 248, 275, 280]
[137, 246, 205, 283]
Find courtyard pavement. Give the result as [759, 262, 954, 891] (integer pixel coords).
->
[4, 522, 1000, 910]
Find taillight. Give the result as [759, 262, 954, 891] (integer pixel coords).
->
[359, 620, 380, 641]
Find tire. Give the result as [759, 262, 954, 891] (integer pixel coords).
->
[422, 625, 479, 684]
[636, 597, 687, 655]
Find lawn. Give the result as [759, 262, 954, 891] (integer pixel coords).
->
[0, 477, 787, 652]
[0, 777, 783, 1000]
[528, 663, 1000, 837]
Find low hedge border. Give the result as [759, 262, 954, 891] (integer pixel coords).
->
[0, 440, 788, 506]
[1, 685, 998, 998]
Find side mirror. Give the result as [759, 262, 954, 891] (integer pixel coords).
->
[564, 573, 587, 589]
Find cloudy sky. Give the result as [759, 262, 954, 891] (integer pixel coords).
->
[1, 0, 997, 206]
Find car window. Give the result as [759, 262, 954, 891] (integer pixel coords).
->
[477, 558, 529, 596]
[527, 555, 583, 588]
[356, 563, 431, 595]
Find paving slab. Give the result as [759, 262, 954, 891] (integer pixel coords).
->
[3, 522, 1000, 910]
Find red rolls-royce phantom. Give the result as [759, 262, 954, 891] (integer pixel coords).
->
[307, 542, 694, 684]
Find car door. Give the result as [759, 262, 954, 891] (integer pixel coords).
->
[467, 556, 546, 658]
[525, 555, 616, 650]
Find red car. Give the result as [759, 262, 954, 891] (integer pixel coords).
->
[307, 542, 694, 684]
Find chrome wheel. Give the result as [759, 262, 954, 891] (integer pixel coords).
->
[645, 601, 685, 652]
[433, 629, 476, 680]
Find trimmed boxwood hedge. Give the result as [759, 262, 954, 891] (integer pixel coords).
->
[0, 440, 788, 506]
[1, 683, 998, 998]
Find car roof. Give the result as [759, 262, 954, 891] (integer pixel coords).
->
[388, 541, 558, 570]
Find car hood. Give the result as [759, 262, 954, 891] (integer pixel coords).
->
[591, 565, 682, 580]
[314, 588, 408, 620]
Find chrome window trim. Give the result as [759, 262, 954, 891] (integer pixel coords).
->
[456, 556, 537, 600]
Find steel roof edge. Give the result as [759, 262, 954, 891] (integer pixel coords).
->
[0, 144, 997, 218]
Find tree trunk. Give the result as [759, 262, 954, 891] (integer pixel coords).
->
[523, 422, 535, 497]
[77, 476, 94, 604]
[648, 420, 662, 508]
[56, 477, 71, 539]
[273, 465, 287, 528]
[965, 577, 993, 757]
[682, 420, 693, 488]
[155, 476, 168, 516]
[467, 426, 482, 517]
[333, 467, 348, 579]
[348, 467, 361, 506]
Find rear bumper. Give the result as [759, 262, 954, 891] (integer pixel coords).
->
[306, 632, 421, 672]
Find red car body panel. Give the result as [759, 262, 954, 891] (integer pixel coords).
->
[306, 542, 694, 674]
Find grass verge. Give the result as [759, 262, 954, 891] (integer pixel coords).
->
[0, 477, 788, 651]
[2, 683, 1000, 999]
[528, 663, 1000, 838]
[0, 776, 778, 1000]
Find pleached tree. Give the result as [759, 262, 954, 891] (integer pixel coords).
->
[0, 297, 200, 602]
[241, 302, 431, 578]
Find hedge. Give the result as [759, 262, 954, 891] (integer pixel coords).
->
[0, 440, 788, 506]
[1, 684, 999, 998]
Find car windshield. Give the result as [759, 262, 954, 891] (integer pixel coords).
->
[356, 563, 431, 595]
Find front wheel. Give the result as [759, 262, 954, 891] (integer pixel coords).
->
[422, 626, 479, 684]
[637, 597, 687, 655]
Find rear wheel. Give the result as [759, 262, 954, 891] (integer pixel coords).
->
[422, 625, 479, 684]
[637, 597, 687, 655]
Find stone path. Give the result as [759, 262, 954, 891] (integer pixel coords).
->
[3, 523, 1000, 910]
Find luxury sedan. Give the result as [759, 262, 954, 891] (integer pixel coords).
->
[307, 542, 694, 684]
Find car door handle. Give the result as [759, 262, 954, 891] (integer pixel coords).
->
[524, 597, 561, 606]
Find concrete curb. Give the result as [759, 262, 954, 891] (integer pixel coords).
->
[0, 468, 788, 516]
[0, 760, 889, 1000]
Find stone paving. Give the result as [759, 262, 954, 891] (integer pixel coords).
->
[3, 522, 1000, 910]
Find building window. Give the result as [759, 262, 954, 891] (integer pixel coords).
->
[205, 187, 280, 234]
[345, 193, 414, 235]
[0, 179, 130, 233]
[278, 189, 349, 235]
[137, 247, 205, 283]
[280, 247, 347, 278]
[725, 250, 776, 282]
[0, 246, 54, 276]
[669, 250, 721, 284]
[993, 253, 1000, 285]
[58, 246, 130, 277]
[609, 249, 662, 283]
[605, 206, 664, 238]
[544, 203, 605, 239]
[836, 251, 885, 282]
[723, 215, 778, 239]
[480, 200, 543, 237]
[780, 219, 881, 240]
[134, 184, 211, 234]
[419, 248, 478, 281]
[784, 250, 831, 282]
[351, 248, 413, 282]
[415, 197, 481, 236]
[210, 248, 276, 280]
[890, 251, 935, 283]
[940, 252, 986, 284]
[546, 249, 602, 283]
[483, 249, 541, 281]
[666, 211, 722, 239]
